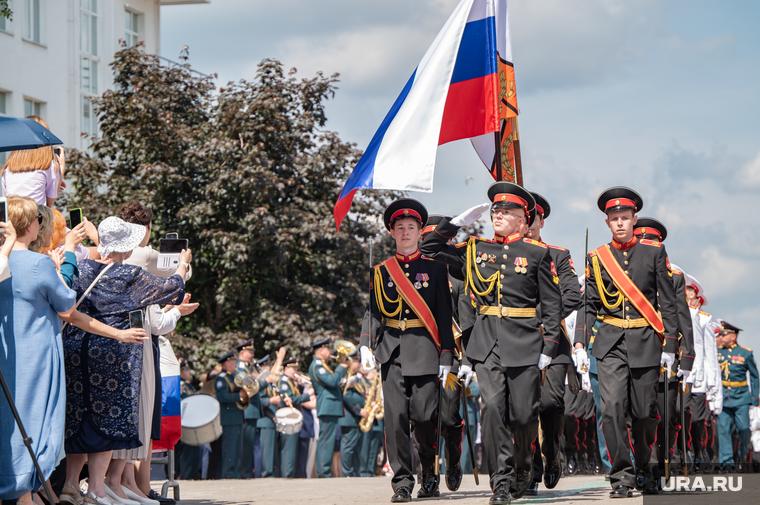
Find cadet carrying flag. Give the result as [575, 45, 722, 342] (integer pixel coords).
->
[334, 0, 519, 231]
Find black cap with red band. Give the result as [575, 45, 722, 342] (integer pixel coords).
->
[529, 192, 551, 220]
[488, 182, 536, 226]
[634, 217, 667, 242]
[597, 186, 644, 214]
[383, 198, 429, 231]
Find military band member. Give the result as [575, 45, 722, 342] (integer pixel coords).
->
[278, 358, 312, 478]
[339, 353, 369, 477]
[258, 360, 282, 478]
[573, 187, 681, 497]
[234, 339, 265, 479]
[360, 199, 455, 502]
[421, 214, 465, 492]
[358, 368, 384, 477]
[525, 192, 582, 494]
[309, 337, 349, 478]
[715, 321, 759, 472]
[215, 350, 248, 479]
[421, 183, 563, 505]
[684, 274, 721, 470]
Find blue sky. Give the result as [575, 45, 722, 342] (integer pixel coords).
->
[162, 0, 760, 350]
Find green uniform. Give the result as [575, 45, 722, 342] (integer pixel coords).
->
[257, 381, 280, 477]
[339, 376, 366, 477]
[717, 343, 760, 466]
[236, 359, 265, 479]
[215, 371, 244, 479]
[277, 375, 310, 478]
[309, 356, 347, 478]
[357, 375, 383, 477]
[177, 380, 201, 479]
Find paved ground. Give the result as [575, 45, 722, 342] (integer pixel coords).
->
[151, 474, 642, 505]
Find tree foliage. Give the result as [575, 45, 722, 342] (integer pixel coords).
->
[1, 0, 12, 21]
[61, 43, 404, 370]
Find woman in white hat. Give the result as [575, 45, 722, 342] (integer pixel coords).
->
[60, 217, 191, 505]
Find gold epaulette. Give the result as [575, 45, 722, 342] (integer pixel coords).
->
[547, 244, 568, 251]
[740, 345, 753, 352]
[671, 270, 682, 276]
[455, 242, 468, 248]
[699, 310, 710, 317]
[524, 238, 547, 248]
[640, 239, 662, 247]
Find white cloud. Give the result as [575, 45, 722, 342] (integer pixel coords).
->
[737, 151, 760, 188]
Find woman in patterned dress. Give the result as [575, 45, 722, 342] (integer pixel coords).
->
[60, 217, 188, 505]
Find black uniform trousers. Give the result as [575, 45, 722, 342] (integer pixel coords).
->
[653, 379, 679, 475]
[597, 338, 659, 488]
[689, 392, 708, 458]
[381, 349, 439, 492]
[440, 360, 463, 472]
[474, 346, 541, 491]
[532, 362, 567, 481]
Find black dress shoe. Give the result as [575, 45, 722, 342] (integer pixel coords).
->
[445, 461, 463, 492]
[634, 472, 653, 491]
[417, 472, 440, 498]
[489, 484, 512, 505]
[609, 485, 632, 498]
[567, 454, 578, 475]
[720, 464, 735, 474]
[544, 463, 561, 489]
[148, 490, 176, 505]
[524, 480, 539, 496]
[511, 469, 532, 499]
[391, 487, 412, 503]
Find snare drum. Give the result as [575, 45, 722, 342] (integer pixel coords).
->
[275, 407, 304, 435]
[180, 394, 223, 446]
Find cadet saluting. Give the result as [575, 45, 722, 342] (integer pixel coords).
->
[421, 182, 563, 505]
[573, 187, 681, 497]
[360, 199, 454, 503]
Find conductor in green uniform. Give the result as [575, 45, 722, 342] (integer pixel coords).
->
[277, 358, 312, 478]
[215, 350, 248, 479]
[309, 338, 349, 478]
[339, 353, 369, 477]
[715, 321, 759, 472]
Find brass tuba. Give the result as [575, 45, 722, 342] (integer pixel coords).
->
[333, 340, 357, 394]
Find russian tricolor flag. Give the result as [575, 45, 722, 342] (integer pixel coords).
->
[334, 0, 518, 230]
[153, 337, 182, 452]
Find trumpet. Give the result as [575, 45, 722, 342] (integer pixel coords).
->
[294, 371, 312, 386]
[234, 369, 261, 410]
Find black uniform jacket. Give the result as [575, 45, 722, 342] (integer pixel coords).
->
[541, 243, 582, 365]
[669, 269, 695, 372]
[576, 236, 679, 369]
[360, 250, 454, 376]
[420, 220, 563, 368]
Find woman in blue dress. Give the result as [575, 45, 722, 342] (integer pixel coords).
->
[60, 217, 187, 505]
[0, 196, 76, 505]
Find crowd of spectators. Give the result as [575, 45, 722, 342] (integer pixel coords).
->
[1, 117, 198, 505]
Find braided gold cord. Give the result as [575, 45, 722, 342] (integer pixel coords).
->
[591, 255, 624, 310]
[466, 238, 499, 297]
[374, 266, 402, 318]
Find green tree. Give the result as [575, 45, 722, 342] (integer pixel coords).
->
[61, 43, 403, 370]
[1, 0, 12, 21]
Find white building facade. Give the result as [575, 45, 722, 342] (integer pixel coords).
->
[0, 0, 208, 161]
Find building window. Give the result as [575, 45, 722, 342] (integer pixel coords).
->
[24, 98, 43, 117]
[125, 10, 139, 48]
[23, 0, 42, 44]
[0, 13, 9, 33]
[81, 56, 98, 94]
[0, 92, 7, 115]
[81, 0, 99, 139]
[81, 96, 97, 137]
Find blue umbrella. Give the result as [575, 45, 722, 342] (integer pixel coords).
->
[0, 116, 64, 153]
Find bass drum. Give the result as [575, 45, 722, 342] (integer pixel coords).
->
[180, 394, 223, 446]
[275, 407, 304, 435]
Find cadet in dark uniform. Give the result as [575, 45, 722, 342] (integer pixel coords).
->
[524, 192, 582, 494]
[360, 199, 455, 503]
[309, 338, 349, 478]
[421, 183, 563, 505]
[715, 321, 759, 472]
[234, 340, 267, 479]
[339, 353, 368, 477]
[278, 358, 312, 478]
[460, 378, 480, 474]
[422, 214, 465, 492]
[258, 362, 282, 478]
[633, 218, 695, 480]
[215, 350, 248, 479]
[574, 187, 681, 497]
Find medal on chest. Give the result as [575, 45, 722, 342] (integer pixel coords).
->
[514, 257, 528, 274]
[476, 252, 496, 265]
[414, 273, 429, 289]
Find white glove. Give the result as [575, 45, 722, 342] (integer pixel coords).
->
[573, 348, 589, 374]
[360, 345, 376, 371]
[581, 372, 592, 393]
[451, 202, 491, 227]
[538, 354, 552, 371]
[677, 368, 691, 390]
[457, 365, 473, 387]
[438, 365, 451, 379]
[661, 352, 675, 378]
[712, 403, 723, 416]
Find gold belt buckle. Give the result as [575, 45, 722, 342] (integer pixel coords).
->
[622, 318, 630, 329]
[399, 320, 407, 331]
[501, 306, 510, 318]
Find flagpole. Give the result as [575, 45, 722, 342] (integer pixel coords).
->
[493, 127, 503, 182]
[513, 118, 523, 186]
